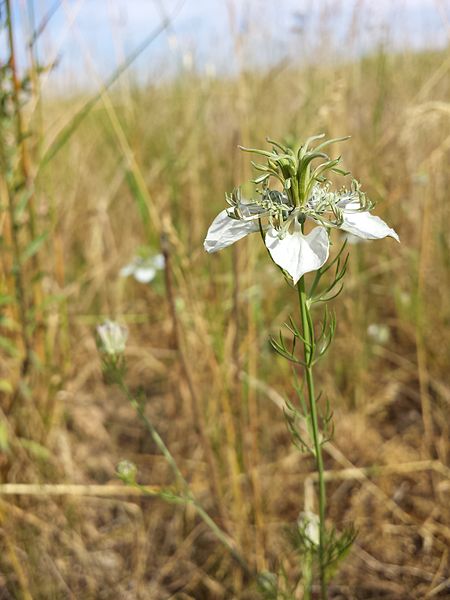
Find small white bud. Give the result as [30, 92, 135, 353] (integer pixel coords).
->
[97, 320, 128, 355]
[367, 323, 390, 345]
[298, 511, 320, 547]
[117, 460, 137, 483]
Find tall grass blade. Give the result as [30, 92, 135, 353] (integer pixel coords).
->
[40, 5, 183, 167]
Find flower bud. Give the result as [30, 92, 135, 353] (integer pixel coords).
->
[116, 460, 137, 484]
[367, 323, 390, 345]
[96, 320, 128, 356]
[298, 511, 320, 547]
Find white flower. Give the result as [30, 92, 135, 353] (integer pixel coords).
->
[367, 323, 390, 344]
[204, 184, 399, 285]
[298, 511, 320, 547]
[97, 320, 128, 355]
[120, 253, 165, 284]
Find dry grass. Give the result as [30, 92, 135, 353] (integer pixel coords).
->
[0, 7, 449, 598]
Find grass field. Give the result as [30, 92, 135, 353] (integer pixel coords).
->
[0, 3, 449, 598]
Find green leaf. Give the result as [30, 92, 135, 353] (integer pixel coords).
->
[252, 173, 270, 184]
[21, 232, 48, 263]
[0, 314, 19, 330]
[124, 170, 152, 236]
[0, 421, 9, 452]
[14, 187, 34, 219]
[18, 438, 51, 461]
[0, 336, 20, 358]
[0, 295, 15, 306]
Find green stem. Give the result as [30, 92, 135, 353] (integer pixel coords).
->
[117, 379, 252, 577]
[297, 278, 327, 599]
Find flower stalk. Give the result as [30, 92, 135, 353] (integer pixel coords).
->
[96, 325, 252, 579]
[118, 380, 251, 574]
[297, 276, 327, 598]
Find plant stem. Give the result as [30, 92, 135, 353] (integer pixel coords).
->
[297, 278, 327, 599]
[161, 230, 229, 528]
[117, 379, 252, 578]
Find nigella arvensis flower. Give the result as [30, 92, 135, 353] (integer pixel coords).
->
[204, 137, 399, 284]
[120, 252, 165, 284]
[204, 135, 379, 595]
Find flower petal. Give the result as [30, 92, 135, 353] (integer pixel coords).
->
[134, 267, 157, 283]
[204, 209, 259, 253]
[341, 206, 399, 242]
[151, 253, 165, 270]
[265, 225, 329, 284]
[120, 263, 135, 278]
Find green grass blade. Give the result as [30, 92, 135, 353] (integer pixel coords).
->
[40, 6, 182, 168]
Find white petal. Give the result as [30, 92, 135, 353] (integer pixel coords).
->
[341, 208, 399, 242]
[152, 253, 165, 270]
[265, 225, 329, 284]
[134, 267, 156, 283]
[120, 263, 135, 278]
[97, 320, 128, 355]
[204, 209, 259, 253]
[342, 232, 365, 245]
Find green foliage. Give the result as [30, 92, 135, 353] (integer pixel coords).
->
[19, 437, 51, 461]
[0, 419, 10, 451]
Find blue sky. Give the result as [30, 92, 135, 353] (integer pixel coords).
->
[9, 0, 450, 92]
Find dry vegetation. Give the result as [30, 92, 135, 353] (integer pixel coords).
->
[0, 6, 449, 599]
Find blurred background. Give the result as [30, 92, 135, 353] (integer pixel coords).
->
[0, 0, 449, 598]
